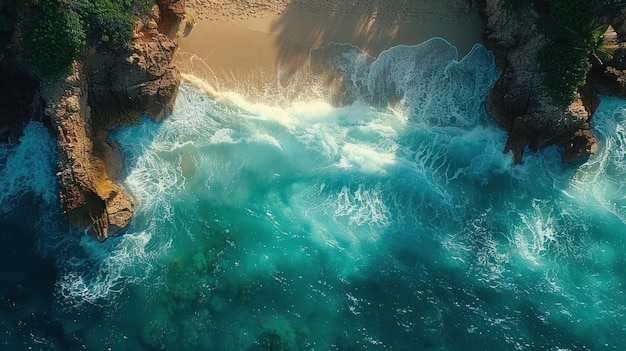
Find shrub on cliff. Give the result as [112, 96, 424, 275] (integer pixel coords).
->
[71, 0, 152, 45]
[538, 0, 613, 105]
[17, 0, 155, 77]
[19, 0, 86, 77]
[538, 41, 591, 105]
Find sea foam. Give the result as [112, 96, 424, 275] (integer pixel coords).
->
[0, 122, 57, 216]
[4, 38, 626, 349]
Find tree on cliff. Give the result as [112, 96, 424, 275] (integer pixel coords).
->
[19, 0, 86, 77]
[536, 0, 624, 105]
[15, 0, 154, 77]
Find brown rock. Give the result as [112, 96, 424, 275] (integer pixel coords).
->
[42, 65, 132, 241]
[589, 44, 626, 99]
[606, 8, 626, 41]
[559, 126, 599, 164]
[42, 3, 182, 241]
[158, 0, 186, 38]
[483, 0, 599, 164]
[504, 117, 533, 164]
[86, 19, 181, 130]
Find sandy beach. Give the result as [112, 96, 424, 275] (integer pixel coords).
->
[175, 0, 484, 98]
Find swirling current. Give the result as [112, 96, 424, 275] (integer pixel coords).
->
[1, 38, 625, 350]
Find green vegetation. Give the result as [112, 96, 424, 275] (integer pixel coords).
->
[16, 0, 155, 77]
[538, 41, 591, 105]
[71, 0, 136, 45]
[71, 0, 154, 44]
[537, 0, 621, 105]
[501, 0, 624, 105]
[19, 1, 86, 77]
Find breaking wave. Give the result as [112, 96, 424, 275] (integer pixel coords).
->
[2, 38, 626, 349]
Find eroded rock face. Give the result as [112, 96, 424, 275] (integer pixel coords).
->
[559, 125, 599, 164]
[42, 65, 134, 241]
[158, 0, 186, 38]
[589, 33, 626, 99]
[43, 3, 184, 240]
[87, 5, 182, 131]
[483, 0, 598, 163]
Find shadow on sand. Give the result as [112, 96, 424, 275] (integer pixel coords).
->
[268, 0, 483, 63]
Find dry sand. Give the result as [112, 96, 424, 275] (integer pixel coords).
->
[175, 0, 485, 98]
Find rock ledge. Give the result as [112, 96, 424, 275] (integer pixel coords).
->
[41, 1, 184, 240]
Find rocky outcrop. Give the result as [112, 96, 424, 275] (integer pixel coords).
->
[42, 66, 134, 240]
[42, 2, 184, 241]
[483, 0, 598, 163]
[85, 5, 181, 130]
[589, 24, 626, 100]
[158, 0, 186, 38]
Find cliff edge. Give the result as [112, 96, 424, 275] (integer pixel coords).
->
[41, 1, 184, 241]
[482, 0, 600, 164]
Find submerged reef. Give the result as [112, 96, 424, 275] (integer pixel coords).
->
[139, 229, 301, 350]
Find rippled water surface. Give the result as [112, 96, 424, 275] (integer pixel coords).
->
[1, 39, 626, 350]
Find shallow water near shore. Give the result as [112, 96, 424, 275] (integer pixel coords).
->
[2, 38, 626, 350]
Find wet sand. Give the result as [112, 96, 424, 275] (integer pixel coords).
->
[175, 0, 485, 96]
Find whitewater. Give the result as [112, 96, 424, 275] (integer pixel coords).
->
[1, 38, 626, 350]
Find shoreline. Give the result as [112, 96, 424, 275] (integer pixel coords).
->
[175, 0, 485, 96]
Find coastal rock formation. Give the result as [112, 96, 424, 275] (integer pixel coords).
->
[42, 67, 135, 240]
[42, 2, 183, 240]
[589, 21, 626, 100]
[86, 5, 181, 130]
[158, 0, 187, 38]
[483, 0, 598, 163]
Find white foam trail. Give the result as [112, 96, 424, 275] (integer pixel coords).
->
[57, 231, 169, 307]
[565, 96, 626, 224]
[181, 73, 298, 129]
[333, 184, 391, 229]
[0, 122, 57, 215]
[63, 38, 507, 306]
[513, 200, 558, 265]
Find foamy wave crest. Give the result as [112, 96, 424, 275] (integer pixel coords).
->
[569, 96, 626, 224]
[0, 122, 57, 216]
[332, 184, 391, 228]
[111, 117, 183, 218]
[333, 38, 500, 128]
[512, 199, 560, 265]
[57, 231, 168, 307]
[104, 38, 508, 298]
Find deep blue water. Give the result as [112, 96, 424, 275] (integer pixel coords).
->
[1, 38, 626, 350]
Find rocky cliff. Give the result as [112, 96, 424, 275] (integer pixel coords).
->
[41, 1, 184, 241]
[588, 15, 626, 103]
[13, 0, 626, 240]
[482, 0, 600, 163]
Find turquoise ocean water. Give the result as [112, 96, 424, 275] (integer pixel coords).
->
[1, 38, 626, 350]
